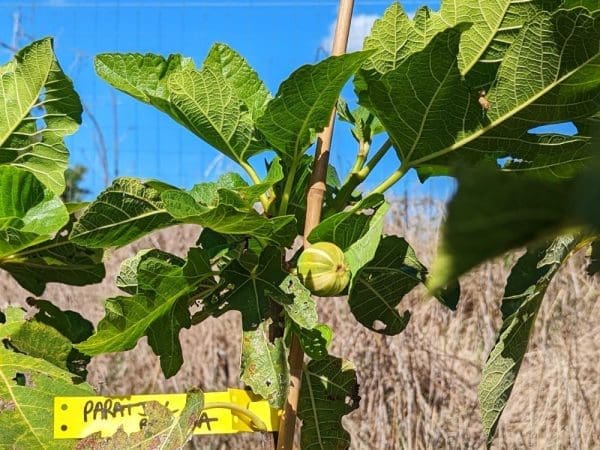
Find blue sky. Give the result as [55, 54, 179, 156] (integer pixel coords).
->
[1, 1, 458, 199]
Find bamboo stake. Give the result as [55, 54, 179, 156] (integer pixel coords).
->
[276, 2, 355, 448]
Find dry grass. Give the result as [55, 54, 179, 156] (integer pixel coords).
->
[1, 198, 598, 449]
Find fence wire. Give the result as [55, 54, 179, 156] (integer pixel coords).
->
[0, 0, 449, 200]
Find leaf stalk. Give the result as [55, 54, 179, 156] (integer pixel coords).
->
[277, 159, 299, 216]
[372, 163, 409, 194]
[240, 160, 271, 212]
[343, 138, 371, 184]
[332, 138, 393, 210]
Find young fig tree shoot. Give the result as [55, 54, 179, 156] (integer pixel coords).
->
[0, 1, 599, 449]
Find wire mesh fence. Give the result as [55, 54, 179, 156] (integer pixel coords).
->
[0, 0, 451, 200]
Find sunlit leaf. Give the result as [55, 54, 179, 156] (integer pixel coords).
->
[116, 249, 184, 295]
[0, 166, 68, 237]
[0, 38, 82, 194]
[70, 177, 175, 248]
[204, 43, 272, 120]
[360, 0, 561, 88]
[0, 346, 93, 449]
[162, 188, 295, 246]
[257, 52, 371, 163]
[277, 274, 318, 330]
[96, 49, 268, 164]
[360, 8, 600, 176]
[168, 66, 266, 163]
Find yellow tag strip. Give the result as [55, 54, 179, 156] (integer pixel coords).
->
[54, 389, 280, 438]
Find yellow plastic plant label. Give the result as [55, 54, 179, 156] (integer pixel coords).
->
[54, 388, 280, 439]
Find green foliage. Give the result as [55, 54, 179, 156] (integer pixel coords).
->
[427, 169, 571, 292]
[95, 47, 269, 166]
[1, 304, 94, 377]
[348, 236, 459, 335]
[76, 247, 215, 377]
[278, 274, 319, 330]
[0, 38, 82, 195]
[1, 225, 105, 296]
[298, 356, 360, 449]
[161, 188, 296, 245]
[207, 247, 317, 336]
[0, 306, 95, 449]
[240, 323, 289, 409]
[427, 161, 600, 292]
[358, 6, 600, 177]
[0, 119, 102, 294]
[295, 323, 333, 361]
[70, 178, 175, 248]
[256, 52, 371, 164]
[337, 98, 384, 143]
[479, 235, 579, 446]
[1, 1, 600, 448]
[360, 0, 562, 91]
[308, 195, 388, 276]
[271, 156, 341, 232]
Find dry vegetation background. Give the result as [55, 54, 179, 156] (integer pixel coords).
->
[1, 198, 598, 449]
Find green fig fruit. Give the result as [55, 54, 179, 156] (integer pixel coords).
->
[297, 242, 350, 296]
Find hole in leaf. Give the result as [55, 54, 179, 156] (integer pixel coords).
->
[61, 404, 68, 411]
[529, 121, 577, 136]
[0, 400, 15, 411]
[13, 373, 26, 386]
[265, 380, 272, 387]
[372, 320, 387, 331]
[60, 425, 67, 431]
[359, 207, 375, 216]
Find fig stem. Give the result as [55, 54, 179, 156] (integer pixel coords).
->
[343, 138, 371, 185]
[278, 158, 299, 215]
[372, 163, 409, 194]
[240, 160, 271, 212]
[332, 138, 393, 211]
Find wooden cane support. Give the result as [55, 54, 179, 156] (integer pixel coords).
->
[276, 2, 355, 449]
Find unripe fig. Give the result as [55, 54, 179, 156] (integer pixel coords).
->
[297, 242, 350, 296]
